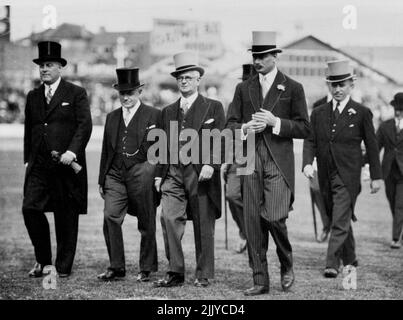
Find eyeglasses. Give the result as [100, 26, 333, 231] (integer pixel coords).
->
[176, 76, 199, 82]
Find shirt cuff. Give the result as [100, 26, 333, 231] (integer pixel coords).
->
[272, 117, 281, 135]
[240, 124, 248, 140]
[154, 177, 162, 181]
[66, 150, 77, 160]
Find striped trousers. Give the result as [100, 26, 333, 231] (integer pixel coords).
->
[242, 139, 293, 286]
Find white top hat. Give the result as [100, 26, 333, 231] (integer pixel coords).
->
[326, 59, 355, 82]
[171, 51, 205, 77]
[249, 31, 282, 54]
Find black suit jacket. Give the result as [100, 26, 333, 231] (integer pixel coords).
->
[98, 103, 162, 187]
[23, 79, 92, 214]
[226, 71, 310, 209]
[303, 99, 382, 216]
[156, 94, 225, 218]
[376, 118, 403, 178]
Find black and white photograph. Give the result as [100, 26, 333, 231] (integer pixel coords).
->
[0, 0, 402, 305]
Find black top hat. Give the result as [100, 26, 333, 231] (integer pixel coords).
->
[390, 92, 403, 111]
[113, 68, 144, 91]
[33, 41, 67, 67]
[240, 64, 257, 81]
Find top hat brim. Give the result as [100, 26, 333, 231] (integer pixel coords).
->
[249, 48, 283, 55]
[33, 57, 67, 67]
[325, 74, 356, 83]
[113, 83, 145, 91]
[171, 66, 205, 78]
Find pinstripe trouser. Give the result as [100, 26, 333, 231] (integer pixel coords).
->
[242, 140, 293, 286]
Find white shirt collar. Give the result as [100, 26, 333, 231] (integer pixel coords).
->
[44, 77, 61, 96]
[180, 91, 198, 107]
[332, 95, 350, 113]
[259, 66, 278, 85]
[122, 99, 141, 123]
[326, 93, 333, 103]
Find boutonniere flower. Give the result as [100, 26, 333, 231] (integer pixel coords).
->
[348, 108, 356, 115]
[277, 84, 285, 91]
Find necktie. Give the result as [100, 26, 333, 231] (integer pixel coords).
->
[261, 76, 270, 98]
[181, 100, 189, 115]
[46, 87, 53, 105]
[333, 102, 340, 121]
[124, 108, 131, 126]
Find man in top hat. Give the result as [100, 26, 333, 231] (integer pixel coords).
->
[309, 81, 333, 243]
[303, 59, 382, 278]
[23, 41, 92, 277]
[154, 51, 225, 288]
[226, 31, 310, 295]
[97, 68, 161, 281]
[376, 92, 403, 249]
[222, 64, 257, 254]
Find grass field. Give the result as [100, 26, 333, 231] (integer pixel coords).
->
[0, 130, 402, 300]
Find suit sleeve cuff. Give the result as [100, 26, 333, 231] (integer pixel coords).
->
[272, 117, 281, 135]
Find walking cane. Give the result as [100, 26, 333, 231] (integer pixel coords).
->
[222, 175, 228, 250]
[310, 187, 318, 242]
[221, 166, 228, 250]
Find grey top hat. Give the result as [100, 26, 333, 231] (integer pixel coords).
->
[325, 60, 355, 83]
[170, 51, 205, 77]
[249, 31, 283, 55]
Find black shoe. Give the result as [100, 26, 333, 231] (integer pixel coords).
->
[281, 269, 295, 291]
[244, 285, 269, 296]
[194, 278, 209, 287]
[324, 267, 339, 278]
[58, 272, 71, 278]
[97, 268, 126, 281]
[153, 272, 184, 287]
[137, 271, 151, 282]
[28, 262, 45, 278]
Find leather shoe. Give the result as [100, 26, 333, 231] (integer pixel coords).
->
[97, 268, 126, 281]
[58, 272, 70, 278]
[137, 271, 150, 282]
[243, 285, 269, 296]
[194, 278, 209, 287]
[281, 269, 295, 291]
[390, 240, 401, 249]
[28, 262, 45, 278]
[153, 272, 184, 287]
[324, 267, 339, 278]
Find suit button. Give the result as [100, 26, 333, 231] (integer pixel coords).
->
[44, 123, 48, 126]
[123, 147, 126, 150]
[125, 131, 127, 133]
[332, 129, 335, 132]
[333, 124, 336, 127]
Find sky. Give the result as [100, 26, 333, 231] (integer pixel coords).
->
[4, 0, 403, 49]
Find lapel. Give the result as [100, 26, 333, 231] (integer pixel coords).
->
[322, 101, 333, 139]
[129, 104, 148, 145]
[34, 85, 46, 120]
[385, 119, 397, 145]
[248, 75, 261, 113]
[333, 99, 354, 139]
[45, 78, 69, 119]
[188, 94, 210, 132]
[110, 108, 123, 150]
[166, 100, 180, 140]
[262, 71, 287, 112]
